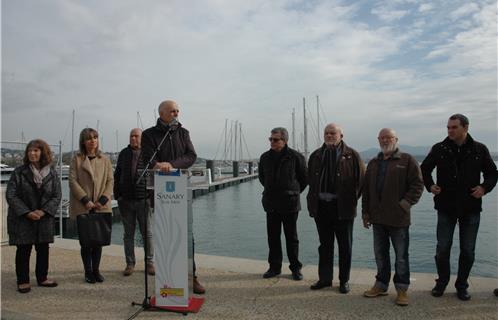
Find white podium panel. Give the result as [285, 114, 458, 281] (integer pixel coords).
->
[153, 171, 189, 307]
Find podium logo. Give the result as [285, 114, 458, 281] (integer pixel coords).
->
[166, 181, 176, 192]
[160, 285, 184, 297]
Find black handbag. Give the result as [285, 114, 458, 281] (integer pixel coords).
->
[77, 212, 112, 247]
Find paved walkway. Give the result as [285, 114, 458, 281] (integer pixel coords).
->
[1, 239, 497, 320]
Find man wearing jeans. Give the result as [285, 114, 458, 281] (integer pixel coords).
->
[362, 128, 423, 306]
[421, 114, 497, 301]
[114, 128, 154, 276]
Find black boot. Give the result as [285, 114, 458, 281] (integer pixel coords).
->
[91, 247, 103, 282]
[85, 272, 96, 283]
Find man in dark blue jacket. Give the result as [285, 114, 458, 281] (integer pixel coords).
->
[259, 127, 308, 280]
[421, 114, 497, 301]
[114, 128, 154, 277]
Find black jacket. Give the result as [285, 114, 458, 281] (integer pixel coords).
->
[6, 165, 62, 245]
[114, 145, 148, 200]
[258, 145, 308, 213]
[141, 119, 197, 169]
[421, 134, 497, 215]
[307, 142, 365, 219]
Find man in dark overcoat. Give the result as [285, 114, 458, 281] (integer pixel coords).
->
[307, 123, 365, 293]
[258, 127, 308, 280]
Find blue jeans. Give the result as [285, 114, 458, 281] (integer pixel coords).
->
[373, 224, 410, 290]
[435, 212, 480, 290]
[118, 198, 153, 265]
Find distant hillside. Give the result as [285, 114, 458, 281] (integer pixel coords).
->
[1, 146, 497, 167]
[360, 145, 431, 161]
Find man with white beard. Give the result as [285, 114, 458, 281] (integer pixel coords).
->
[362, 128, 424, 306]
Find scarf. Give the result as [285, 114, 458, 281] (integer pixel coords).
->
[30, 164, 51, 188]
[319, 143, 342, 195]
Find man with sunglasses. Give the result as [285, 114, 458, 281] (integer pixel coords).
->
[141, 100, 205, 294]
[258, 127, 308, 280]
[421, 114, 497, 301]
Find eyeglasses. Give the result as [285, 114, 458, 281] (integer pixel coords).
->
[268, 137, 282, 142]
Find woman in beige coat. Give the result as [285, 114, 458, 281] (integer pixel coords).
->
[69, 128, 113, 284]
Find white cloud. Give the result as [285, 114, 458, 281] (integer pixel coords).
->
[1, 0, 496, 156]
[371, 7, 409, 22]
[418, 3, 434, 13]
[426, 3, 496, 72]
[450, 2, 480, 21]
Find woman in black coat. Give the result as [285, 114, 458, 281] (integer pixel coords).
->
[6, 139, 62, 293]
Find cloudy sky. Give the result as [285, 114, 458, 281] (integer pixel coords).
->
[2, 0, 497, 159]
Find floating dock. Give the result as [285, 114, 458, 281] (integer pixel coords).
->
[191, 173, 258, 198]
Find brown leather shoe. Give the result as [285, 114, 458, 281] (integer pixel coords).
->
[146, 263, 155, 276]
[123, 265, 134, 276]
[193, 277, 205, 294]
[395, 289, 409, 306]
[17, 283, 31, 293]
[364, 286, 388, 297]
[38, 279, 58, 287]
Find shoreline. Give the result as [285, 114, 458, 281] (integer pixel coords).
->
[1, 238, 497, 320]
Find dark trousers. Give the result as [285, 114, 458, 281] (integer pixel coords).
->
[76, 217, 103, 274]
[80, 246, 102, 274]
[372, 224, 410, 290]
[15, 243, 50, 285]
[266, 211, 302, 272]
[118, 198, 153, 266]
[435, 212, 480, 290]
[314, 200, 353, 283]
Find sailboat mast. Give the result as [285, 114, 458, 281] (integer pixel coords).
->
[71, 109, 75, 156]
[303, 97, 308, 160]
[292, 108, 296, 149]
[316, 95, 320, 148]
[239, 122, 242, 160]
[234, 120, 238, 161]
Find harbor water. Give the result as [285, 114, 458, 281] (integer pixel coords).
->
[3, 169, 497, 278]
[111, 177, 497, 278]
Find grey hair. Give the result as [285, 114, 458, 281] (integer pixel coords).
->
[271, 127, 289, 142]
[324, 123, 343, 135]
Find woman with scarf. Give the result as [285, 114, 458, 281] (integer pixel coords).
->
[69, 128, 113, 284]
[6, 139, 61, 293]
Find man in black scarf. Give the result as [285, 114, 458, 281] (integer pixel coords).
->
[307, 124, 365, 293]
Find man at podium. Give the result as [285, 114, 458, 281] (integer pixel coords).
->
[142, 99, 205, 294]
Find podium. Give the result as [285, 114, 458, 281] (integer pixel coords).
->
[138, 169, 204, 314]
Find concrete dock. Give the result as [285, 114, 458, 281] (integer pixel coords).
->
[1, 238, 497, 320]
